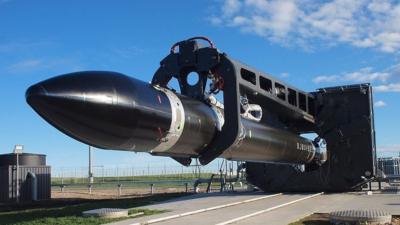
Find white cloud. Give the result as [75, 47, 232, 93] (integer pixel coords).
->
[7, 59, 43, 73]
[313, 67, 391, 84]
[312, 63, 400, 92]
[0, 41, 52, 53]
[6, 58, 83, 74]
[374, 100, 386, 108]
[209, 16, 223, 25]
[312, 75, 339, 83]
[213, 0, 400, 52]
[378, 144, 400, 153]
[280, 72, 289, 78]
[223, 0, 242, 16]
[374, 83, 400, 92]
[367, 0, 391, 13]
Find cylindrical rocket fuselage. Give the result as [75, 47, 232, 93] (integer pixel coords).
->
[26, 71, 316, 165]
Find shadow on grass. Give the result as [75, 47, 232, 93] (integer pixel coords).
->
[289, 213, 330, 225]
[302, 220, 330, 225]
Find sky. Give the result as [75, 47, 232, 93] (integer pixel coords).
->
[0, 0, 399, 169]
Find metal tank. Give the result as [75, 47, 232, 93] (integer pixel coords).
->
[0, 153, 50, 202]
[0, 153, 46, 166]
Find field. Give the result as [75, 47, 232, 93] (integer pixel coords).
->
[0, 173, 241, 225]
[51, 173, 213, 185]
[50, 173, 241, 199]
[0, 193, 189, 225]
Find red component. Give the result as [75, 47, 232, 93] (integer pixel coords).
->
[157, 95, 162, 104]
[218, 78, 224, 90]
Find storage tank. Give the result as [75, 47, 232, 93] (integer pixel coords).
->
[0, 152, 51, 202]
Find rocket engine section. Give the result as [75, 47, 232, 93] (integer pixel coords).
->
[26, 37, 376, 192]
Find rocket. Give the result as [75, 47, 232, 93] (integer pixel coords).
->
[25, 36, 335, 172]
[26, 70, 322, 166]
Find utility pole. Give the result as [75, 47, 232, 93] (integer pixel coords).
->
[16, 152, 19, 203]
[13, 145, 23, 203]
[88, 145, 94, 184]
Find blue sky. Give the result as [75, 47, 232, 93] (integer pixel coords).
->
[0, 0, 399, 168]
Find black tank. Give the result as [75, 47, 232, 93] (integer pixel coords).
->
[0, 153, 46, 166]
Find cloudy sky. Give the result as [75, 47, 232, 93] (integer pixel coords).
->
[0, 0, 399, 169]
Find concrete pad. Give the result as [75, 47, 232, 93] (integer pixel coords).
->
[82, 208, 128, 218]
[107, 190, 400, 225]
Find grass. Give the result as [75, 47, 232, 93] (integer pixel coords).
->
[288, 213, 330, 225]
[51, 173, 215, 186]
[0, 192, 189, 225]
[50, 173, 237, 191]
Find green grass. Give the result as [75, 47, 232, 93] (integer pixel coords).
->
[0, 193, 189, 225]
[288, 213, 330, 225]
[50, 173, 233, 191]
[51, 173, 215, 185]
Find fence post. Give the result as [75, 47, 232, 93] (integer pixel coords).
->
[117, 183, 122, 197]
[88, 184, 92, 194]
[150, 183, 154, 194]
[194, 183, 200, 193]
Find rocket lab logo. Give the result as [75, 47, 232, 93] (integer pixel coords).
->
[297, 143, 312, 151]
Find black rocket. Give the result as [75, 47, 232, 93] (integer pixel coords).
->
[26, 71, 318, 165]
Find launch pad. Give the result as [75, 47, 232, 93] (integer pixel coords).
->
[107, 187, 399, 225]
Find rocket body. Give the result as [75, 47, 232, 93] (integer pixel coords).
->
[26, 71, 316, 165]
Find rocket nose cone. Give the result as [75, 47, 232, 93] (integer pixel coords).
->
[25, 71, 117, 126]
[26, 84, 47, 108]
[25, 71, 171, 151]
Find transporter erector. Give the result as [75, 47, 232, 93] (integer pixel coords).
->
[26, 37, 376, 191]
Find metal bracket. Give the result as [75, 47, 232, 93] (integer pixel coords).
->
[151, 37, 240, 165]
[152, 38, 220, 101]
[151, 37, 319, 165]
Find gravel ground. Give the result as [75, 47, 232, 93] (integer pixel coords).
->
[52, 187, 189, 200]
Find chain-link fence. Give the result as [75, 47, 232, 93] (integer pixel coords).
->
[50, 160, 243, 198]
[52, 165, 218, 184]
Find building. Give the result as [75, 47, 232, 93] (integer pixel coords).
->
[0, 152, 51, 202]
[378, 157, 400, 177]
